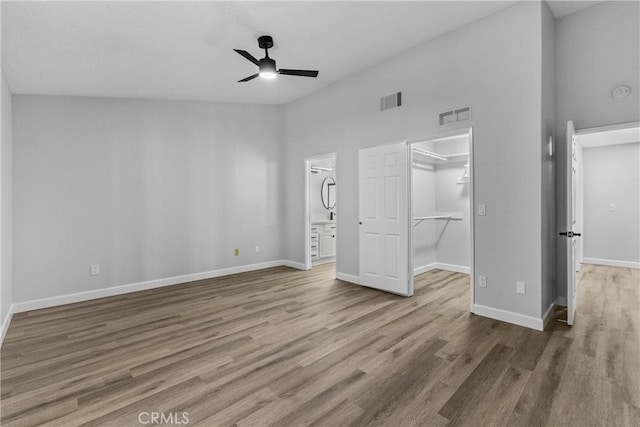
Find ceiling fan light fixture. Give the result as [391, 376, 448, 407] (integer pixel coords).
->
[259, 58, 277, 79]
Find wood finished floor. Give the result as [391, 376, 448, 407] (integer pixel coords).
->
[1, 263, 638, 426]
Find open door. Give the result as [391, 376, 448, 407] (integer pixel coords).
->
[561, 121, 581, 325]
[358, 142, 412, 296]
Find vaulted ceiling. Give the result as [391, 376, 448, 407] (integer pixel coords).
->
[1, 1, 600, 105]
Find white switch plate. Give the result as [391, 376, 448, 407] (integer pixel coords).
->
[90, 264, 100, 276]
[479, 275, 487, 288]
[255, 246, 260, 253]
[516, 281, 525, 294]
[609, 204, 616, 212]
[478, 204, 486, 216]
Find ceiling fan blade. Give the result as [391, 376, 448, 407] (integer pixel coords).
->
[234, 49, 260, 66]
[278, 69, 319, 78]
[238, 73, 259, 82]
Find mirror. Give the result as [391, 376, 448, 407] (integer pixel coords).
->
[321, 177, 336, 210]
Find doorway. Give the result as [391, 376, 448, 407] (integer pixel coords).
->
[305, 153, 337, 271]
[409, 128, 475, 310]
[563, 120, 640, 325]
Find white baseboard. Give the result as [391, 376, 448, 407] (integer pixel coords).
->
[472, 304, 543, 331]
[582, 257, 640, 269]
[11, 260, 291, 314]
[555, 296, 567, 307]
[1, 304, 15, 347]
[414, 263, 437, 275]
[414, 262, 470, 275]
[281, 260, 308, 270]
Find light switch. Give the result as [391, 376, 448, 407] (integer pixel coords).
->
[478, 204, 486, 216]
[609, 204, 616, 212]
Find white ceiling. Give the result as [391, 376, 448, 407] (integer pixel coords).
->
[1, 1, 601, 105]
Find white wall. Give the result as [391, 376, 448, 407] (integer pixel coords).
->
[12, 95, 283, 303]
[283, 1, 545, 319]
[1, 70, 14, 332]
[412, 166, 436, 270]
[556, 1, 640, 297]
[582, 143, 640, 265]
[541, 1, 556, 312]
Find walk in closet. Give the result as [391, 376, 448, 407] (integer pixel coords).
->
[412, 133, 471, 275]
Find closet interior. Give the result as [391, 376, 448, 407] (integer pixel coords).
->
[412, 133, 471, 275]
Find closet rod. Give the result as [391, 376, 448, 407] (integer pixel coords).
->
[412, 148, 447, 161]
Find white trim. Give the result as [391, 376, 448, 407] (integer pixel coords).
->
[556, 296, 567, 306]
[282, 260, 308, 270]
[414, 262, 470, 275]
[11, 260, 288, 314]
[472, 304, 544, 331]
[576, 120, 640, 136]
[1, 304, 14, 347]
[542, 302, 556, 330]
[414, 263, 438, 275]
[582, 257, 640, 269]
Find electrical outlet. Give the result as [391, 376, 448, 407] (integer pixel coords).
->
[478, 204, 486, 216]
[90, 264, 100, 276]
[479, 275, 487, 288]
[516, 281, 525, 294]
[255, 246, 260, 253]
[234, 248, 240, 256]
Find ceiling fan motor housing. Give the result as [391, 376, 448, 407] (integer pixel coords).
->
[258, 35, 274, 49]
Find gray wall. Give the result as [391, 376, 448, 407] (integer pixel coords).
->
[541, 2, 557, 313]
[12, 95, 283, 302]
[582, 143, 640, 264]
[556, 1, 640, 298]
[283, 1, 545, 318]
[1, 70, 13, 328]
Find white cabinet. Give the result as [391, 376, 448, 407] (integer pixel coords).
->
[314, 223, 336, 259]
[310, 225, 320, 260]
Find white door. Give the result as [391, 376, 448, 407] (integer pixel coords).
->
[359, 142, 412, 296]
[564, 121, 580, 325]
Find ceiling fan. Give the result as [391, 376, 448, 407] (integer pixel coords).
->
[234, 35, 319, 82]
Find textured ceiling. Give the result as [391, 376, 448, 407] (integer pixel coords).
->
[2, 1, 602, 105]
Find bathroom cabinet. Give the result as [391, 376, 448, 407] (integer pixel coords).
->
[311, 222, 336, 260]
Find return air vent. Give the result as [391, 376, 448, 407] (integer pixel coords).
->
[380, 91, 402, 111]
[439, 106, 471, 126]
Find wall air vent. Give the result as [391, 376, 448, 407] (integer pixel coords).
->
[439, 106, 471, 126]
[380, 91, 402, 111]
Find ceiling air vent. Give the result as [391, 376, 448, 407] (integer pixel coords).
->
[439, 106, 471, 126]
[380, 91, 402, 112]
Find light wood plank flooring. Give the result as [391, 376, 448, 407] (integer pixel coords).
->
[1, 263, 638, 426]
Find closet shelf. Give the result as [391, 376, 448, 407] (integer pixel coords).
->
[413, 213, 463, 226]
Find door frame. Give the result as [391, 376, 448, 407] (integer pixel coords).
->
[304, 152, 337, 270]
[407, 127, 475, 312]
[572, 120, 640, 270]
